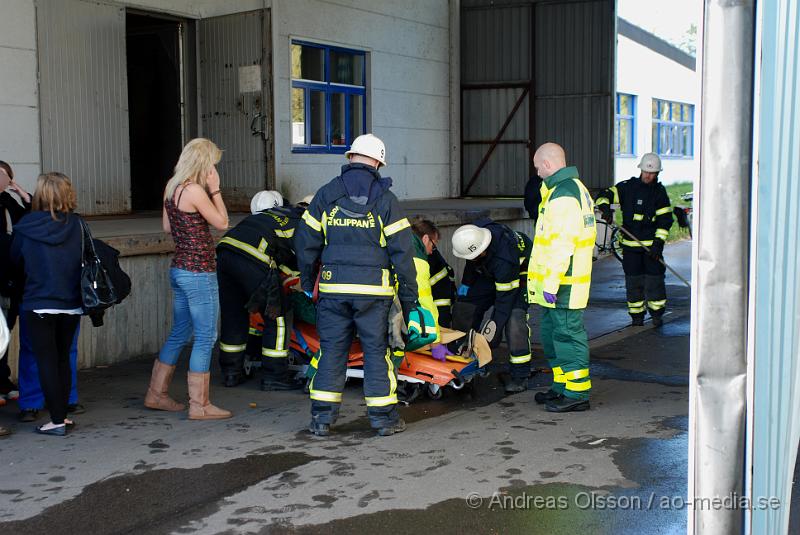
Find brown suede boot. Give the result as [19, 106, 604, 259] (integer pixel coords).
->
[144, 360, 185, 412]
[187, 372, 232, 420]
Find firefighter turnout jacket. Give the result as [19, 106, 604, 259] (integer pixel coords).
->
[596, 176, 673, 247]
[217, 206, 303, 274]
[528, 166, 596, 309]
[295, 164, 418, 304]
[461, 218, 532, 335]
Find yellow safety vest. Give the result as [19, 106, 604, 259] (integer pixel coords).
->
[527, 174, 596, 309]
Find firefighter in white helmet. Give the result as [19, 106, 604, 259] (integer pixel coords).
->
[295, 133, 435, 437]
[451, 219, 533, 394]
[216, 190, 304, 390]
[596, 152, 673, 327]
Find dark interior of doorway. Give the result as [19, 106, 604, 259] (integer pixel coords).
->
[126, 13, 183, 211]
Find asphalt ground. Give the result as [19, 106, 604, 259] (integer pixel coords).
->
[0, 242, 693, 535]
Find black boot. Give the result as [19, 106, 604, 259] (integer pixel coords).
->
[376, 418, 407, 437]
[261, 375, 302, 391]
[651, 314, 664, 327]
[534, 390, 561, 404]
[223, 374, 244, 388]
[630, 313, 645, 327]
[308, 420, 330, 436]
[545, 396, 590, 413]
[504, 377, 528, 394]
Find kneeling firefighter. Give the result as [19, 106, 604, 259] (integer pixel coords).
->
[295, 133, 435, 437]
[217, 190, 305, 390]
[451, 218, 533, 393]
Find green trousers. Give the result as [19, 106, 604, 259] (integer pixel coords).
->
[540, 308, 591, 400]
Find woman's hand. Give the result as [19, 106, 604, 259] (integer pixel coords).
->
[7, 180, 31, 203]
[207, 166, 221, 193]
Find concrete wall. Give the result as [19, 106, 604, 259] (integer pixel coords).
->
[615, 33, 701, 186]
[271, 0, 453, 202]
[0, 0, 40, 192]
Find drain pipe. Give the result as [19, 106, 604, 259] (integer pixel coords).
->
[688, 1, 755, 534]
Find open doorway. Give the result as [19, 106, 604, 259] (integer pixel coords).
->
[126, 12, 184, 211]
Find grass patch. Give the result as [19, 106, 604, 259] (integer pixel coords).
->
[665, 182, 693, 242]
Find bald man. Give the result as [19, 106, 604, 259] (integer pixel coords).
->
[527, 143, 596, 412]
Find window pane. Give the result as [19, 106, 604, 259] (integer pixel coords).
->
[652, 123, 659, 152]
[331, 93, 346, 146]
[619, 119, 631, 154]
[291, 43, 324, 81]
[348, 94, 364, 142]
[620, 94, 633, 116]
[291, 87, 305, 145]
[660, 102, 670, 121]
[683, 126, 692, 156]
[330, 50, 364, 86]
[309, 90, 326, 145]
[614, 120, 620, 153]
[683, 105, 693, 122]
[652, 100, 659, 119]
[671, 103, 682, 121]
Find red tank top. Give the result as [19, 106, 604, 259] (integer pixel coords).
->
[165, 187, 216, 272]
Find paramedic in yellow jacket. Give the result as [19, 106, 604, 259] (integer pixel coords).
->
[528, 143, 596, 413]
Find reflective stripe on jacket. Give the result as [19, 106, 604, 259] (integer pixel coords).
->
[596, 177, 673, 246]
[412, 235, 440, 343]
[295, 165, 418, 302]
[528, 166, 596, 309]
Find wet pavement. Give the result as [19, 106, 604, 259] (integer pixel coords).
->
[0, 242, 692, 534]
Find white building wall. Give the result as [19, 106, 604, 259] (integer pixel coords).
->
[615, 33, 701, 186]
[0, 0, 40, 191]
[271, 0, 452, 202]
[0, 0, 451, 204]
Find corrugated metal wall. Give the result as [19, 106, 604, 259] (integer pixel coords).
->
[750, 0, 800, 532]
[533, 0, 614, 191]
[36, 0, 131, 215]
[461, 0, 614, 195]
[199, 10, 271, 210]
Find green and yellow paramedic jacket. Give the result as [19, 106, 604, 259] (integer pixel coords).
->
[295, 167, 418, 304]
[428, 248, 455, 326]
[527, 166, 596, 309]
[596, 177, 673, 247]
[216, 206, 303, 274]
[412, 235, 441, 343]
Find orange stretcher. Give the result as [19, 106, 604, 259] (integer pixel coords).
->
[288, 320, 485, 401]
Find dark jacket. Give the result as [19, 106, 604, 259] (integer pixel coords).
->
[596, 177, 673, 247]
[461, 218, 532, 337]
[295, 163, 418, 304]
[524, 176, 543, 221]
[10, 211, 83, 312]
[217, 206, 303, 272]
[0, 192, 31, 299]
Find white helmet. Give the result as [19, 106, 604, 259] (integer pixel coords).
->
[452, 224, 492, 260]
[345, 133, 386, 167]
[250, 190, 283, 214]
[638, 153, 662, 173]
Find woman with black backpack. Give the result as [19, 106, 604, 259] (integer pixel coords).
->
[10, 172, 83, 436]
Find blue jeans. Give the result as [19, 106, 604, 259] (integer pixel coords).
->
[159, 268, 219, 373]
[18, 314, 79, 410]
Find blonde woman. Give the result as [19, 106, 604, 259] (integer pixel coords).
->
[145, 138, 231, 420]
[10, 173, 82, 436]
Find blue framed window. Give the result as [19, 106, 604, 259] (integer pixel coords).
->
[652, 98, 694, 158]
[291, 40, 367, 153]
[615, 93, 636, 156]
